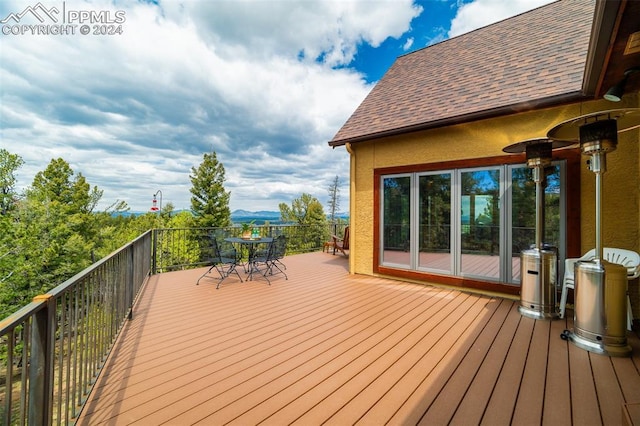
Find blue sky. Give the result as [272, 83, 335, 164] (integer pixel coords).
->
[0, 0, 553, 212]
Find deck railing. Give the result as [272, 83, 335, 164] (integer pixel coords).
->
[0, 231, 152, 425]
[0, 223, 346, 425]
[152, 223, 347, 273]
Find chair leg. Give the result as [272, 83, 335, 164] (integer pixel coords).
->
[197, 263, 243, 289]
[256, 261, 271, 285]
[196, 264, 226, 289]
[220, 263, 243, 289]
[196, 264, 217, 285]
[267, 261, 288, 280]
[559, 283, 570, 319]
[627, 295, 633, 331]
[212, 264, 228, 289]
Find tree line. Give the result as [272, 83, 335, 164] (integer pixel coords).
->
[0, 149, 340, 320]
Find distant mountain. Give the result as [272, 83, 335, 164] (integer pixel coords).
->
[110, 209, 349, 221]
[231, 209, 280, 218]
[231, 210, 349, 219]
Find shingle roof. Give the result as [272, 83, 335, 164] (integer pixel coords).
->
[329, 0, 596, 146]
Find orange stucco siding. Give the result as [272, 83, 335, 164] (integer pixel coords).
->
[345, 97, 640, 287]
[579, 127, 639, 252]
[574, 97, 640, 256]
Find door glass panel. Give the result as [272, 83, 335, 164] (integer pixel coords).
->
[418, 173, 451, 272]
[543, 166, 561, 247]
[510, 165, 561, 283]
[460, 169, 500, 278]
[511, 167, 534, 282]
[382, 176, 411, 266]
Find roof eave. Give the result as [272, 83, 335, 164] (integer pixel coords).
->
[329, 92, 589, 148]
[582, 0, 622, 96]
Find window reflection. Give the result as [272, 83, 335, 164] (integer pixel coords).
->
[382, 176, 411, 266]
[460, 169, 500, 278]
[419, 174, 451, 272]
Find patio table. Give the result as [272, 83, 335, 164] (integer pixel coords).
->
[225, 237, 273, 280]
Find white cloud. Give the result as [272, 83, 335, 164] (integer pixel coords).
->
[175, 0, 422, 66]
[403, 37, 414, 51]
[448, 0, 554, 38]
[1, 0, 420, 212]
[0, 0, 551, 214]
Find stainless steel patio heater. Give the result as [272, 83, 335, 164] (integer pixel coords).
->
[548, 108, 640, 356]
[503, 138, 573, 320]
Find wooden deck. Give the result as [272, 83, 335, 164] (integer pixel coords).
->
[76, 252, 640, 425]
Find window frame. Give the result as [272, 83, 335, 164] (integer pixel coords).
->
[373, 151, 581, 295]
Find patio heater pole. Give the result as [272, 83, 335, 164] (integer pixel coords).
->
[503, 139, 570, 320]
[533, 160, 544, 251]
[593, 152, 604, 262]
[549, 109, 640, 357]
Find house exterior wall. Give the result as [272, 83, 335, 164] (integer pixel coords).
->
[347, 97, 639, 298]
[578, 97, 639, 254]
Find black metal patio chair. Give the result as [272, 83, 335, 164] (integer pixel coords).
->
[196, 237, 243, 289]
[271, 234, 287, 270]
[251, 236, 288, 284]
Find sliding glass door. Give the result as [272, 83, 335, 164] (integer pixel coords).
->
[459, 168, 501, 279]
[380, 162, 565, 286]
[509, 163, 564, 283]
[382, 175, 411, 267]
[418, 173, 452, 273]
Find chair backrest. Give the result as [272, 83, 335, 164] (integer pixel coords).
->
[209, 238, 222, 261]
[214, 238, 238, 264]
[578, 247, 640, 279]
[604, 248, 640, 278]
[273, 235, 286, 259]
[343, 226, 350, 250]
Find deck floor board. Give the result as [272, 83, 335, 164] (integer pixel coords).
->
[512, 319, 550, 424]
[542, 318, 572, 425]
[75, 252, 640, 426]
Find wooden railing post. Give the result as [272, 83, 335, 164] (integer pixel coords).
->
[29, 294, 55, 426]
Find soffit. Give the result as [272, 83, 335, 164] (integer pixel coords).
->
[595, 0, 640, 98]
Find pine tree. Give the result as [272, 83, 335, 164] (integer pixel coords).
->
[189, 151, 232, 228]
[327, 175, 340, 223]
[0, 150, 23, 317]
[0, 158, 103, 317]
[279, 193, 326, 225]
[0, 149, 24, 215]
[279, 193, 327, 251]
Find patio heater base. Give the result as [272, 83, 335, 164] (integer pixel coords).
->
[560, 260, 631, 357]
[518, 247, 558, 320]
[560, 330, 631, 357]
